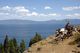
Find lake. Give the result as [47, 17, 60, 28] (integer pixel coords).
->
[0, 23, 65, 47]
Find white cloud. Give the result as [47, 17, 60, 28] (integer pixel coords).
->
[31, 12, 38, 16]
[66, 14, 73, 17]
[63, 6, 80, 11]
[14, 6, 30, 13]
[74, 13, 80, 17]
[48, 13, 61, 17]
[1, 6, 11, 11]
[20, 12, 39, 16]
[0, 6, 60, 17]
[13, 6, 30, 16]
[44, 6, 52, 10]
[38, 13, 60, 17]
[39, 14, 47, 16]
[26, 14, 32, 16]
[66, 13, 80, 18]
[0, 12, 9, 15]
[0, 6, 30, 16]
[48, 13, 57, 16]
[21, 13, 60, 17]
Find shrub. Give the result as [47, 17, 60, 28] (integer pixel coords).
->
[69, 32, 80, 45]
[74, 32, 80, 44]
[29, 32, 42, 47]
[20, 40, 26, 53]
[0, 35, 26, 53]
[37, 47, 41, 51]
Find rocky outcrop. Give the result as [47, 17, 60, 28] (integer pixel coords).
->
[24, 25, 80, 53]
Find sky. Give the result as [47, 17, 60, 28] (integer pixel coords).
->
[0, 0, 80, 21]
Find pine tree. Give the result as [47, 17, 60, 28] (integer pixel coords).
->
[3, 35, 9, 53]
[13, 38, 17, 48]
[0, 43, 4, 53]
[9, 39, 16, 53]
[29, 32, 42, 47]
[12, 38, 19, 53]
[20, 40, 26, 53]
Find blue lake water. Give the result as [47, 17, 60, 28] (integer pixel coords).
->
[0, 23, 65, 47]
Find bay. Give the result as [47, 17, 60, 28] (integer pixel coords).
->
[0, 23, 65, 47]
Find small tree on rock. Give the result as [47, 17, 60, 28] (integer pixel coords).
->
[29, 32, 42, 47]
[20, 40, 26, 53]
[3, 35, 9, 53]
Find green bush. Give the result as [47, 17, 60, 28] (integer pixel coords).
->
[20, 40, 26, 53]
[29, 32, 42, 47]
[0, 43, 4, 53]
[0, 35, 26, 53]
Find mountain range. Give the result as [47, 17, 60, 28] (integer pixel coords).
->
[0, 19, 80, 24]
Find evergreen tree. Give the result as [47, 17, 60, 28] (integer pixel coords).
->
[1, 35, 27, 53]
[12, 38, 19, 53]
[9, 39, 16, 53]
[3, 35, 9, 53]
[29, 32, 42, 47]
[20, 40, 26, 53]
[0, 43, 4, 53]
[13, 38, 17, 48]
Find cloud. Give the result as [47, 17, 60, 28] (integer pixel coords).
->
[1, 6, 11, 11]
[0, 6, 61, 18]
[14, 6, 30, 13]
[48, 13, 61, 17]
[39, 14, 47, 16]
[13, 6, 30, 16]
[0, 6, 11, 13]
[44, 6, 52, 10]
[39, 13, 60, 17]
[66, 14, 73, 17]
[31, 12, 38, 16]
[74, 13, 80, 17]
[0, 12, 9, 15]
[48, 13, 57, 16]
[0, 6, 30, 16]
[66, 13, 80, 18]
[24, 12, 39, 16]
[0, 6, 60, 17]
[63, 6, 80, 11]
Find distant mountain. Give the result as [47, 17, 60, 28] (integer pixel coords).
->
[0, 19, 80, 24]
[0, 19, 37, 24]
[45, 19, 80, 25]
